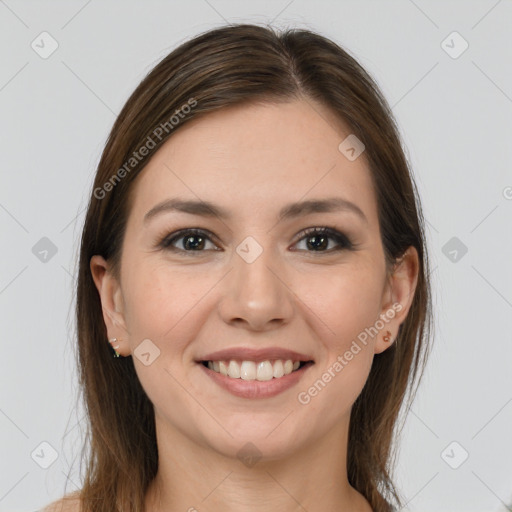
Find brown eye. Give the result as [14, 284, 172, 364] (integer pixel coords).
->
[293, 227, 353, 252]
[160, 229, 218, 253]
[159, 226, 353, 256]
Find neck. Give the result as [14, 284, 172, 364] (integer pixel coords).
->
[144, 412, 372, 512]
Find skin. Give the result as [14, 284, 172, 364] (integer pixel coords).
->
[91, 98, 419, 512]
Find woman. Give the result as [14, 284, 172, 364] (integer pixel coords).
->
[44, 23, 432, 512]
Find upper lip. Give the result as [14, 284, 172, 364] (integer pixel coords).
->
[198, 347, 314, 362]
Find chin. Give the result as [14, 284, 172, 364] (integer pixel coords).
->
[199, 420, 310, 464]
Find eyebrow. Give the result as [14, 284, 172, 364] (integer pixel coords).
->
[143, 197, 368, 224]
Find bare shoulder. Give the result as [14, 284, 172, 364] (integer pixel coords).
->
[41, 492, 81, 512]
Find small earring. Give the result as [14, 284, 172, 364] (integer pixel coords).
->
[382, 330, 392, 343]
[109, 337, 121, 358]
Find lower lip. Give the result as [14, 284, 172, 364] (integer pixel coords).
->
[198, 362, 314, 399]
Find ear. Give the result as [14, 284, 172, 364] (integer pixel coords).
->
[90, 255, 130, 357]
[374, 246, 419, 354]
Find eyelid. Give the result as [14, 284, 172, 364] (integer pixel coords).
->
[158, 228, 220, 251]
[158, 225, 355, 254]
[292, 226, 354, 251]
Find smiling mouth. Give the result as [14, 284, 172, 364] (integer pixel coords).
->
[200, 359, 314, 381]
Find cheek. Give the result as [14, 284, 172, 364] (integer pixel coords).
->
[298, 349, 373, 435]
[296, 266, 384, 416]
[122, 257, 208, 338]
[294, 268, 382, 406]
[123, 256, 186, 326]
[297, 264, 384, 348]
[122, 274, 168, 338]
[295, 271, 380, 421]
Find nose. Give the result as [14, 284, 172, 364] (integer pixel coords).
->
[218, 241, 294, 331]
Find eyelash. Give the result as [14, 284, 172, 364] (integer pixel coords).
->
[158, 226, 354, 255]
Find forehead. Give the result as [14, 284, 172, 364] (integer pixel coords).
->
[127, 99, 378, 227]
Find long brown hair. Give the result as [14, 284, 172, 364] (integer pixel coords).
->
[62, 23, 433, 512]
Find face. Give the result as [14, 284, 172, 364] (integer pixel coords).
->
[92, 99, 417, 461]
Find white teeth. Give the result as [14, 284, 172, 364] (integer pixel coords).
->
[206, 359, 305, 380]
[219, 361, 228, 376]
[256, 361, 273, 381]
[240, 361, 256, 380]
[273, 360, 284, 378]
[227, 360, 241, 378]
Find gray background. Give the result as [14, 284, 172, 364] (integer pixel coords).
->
[1, 1, 511, 511]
